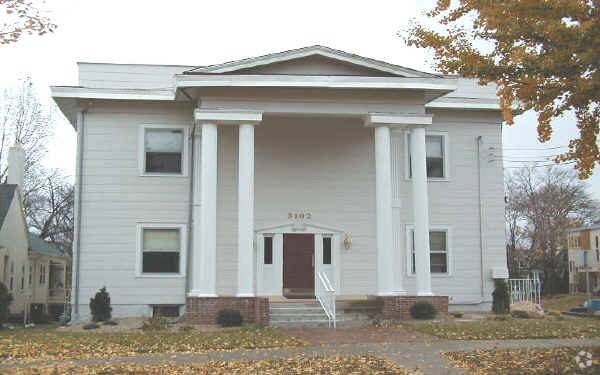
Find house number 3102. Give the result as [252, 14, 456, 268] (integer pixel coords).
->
[288, 212, 312, 220]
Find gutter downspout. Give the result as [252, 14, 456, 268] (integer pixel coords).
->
[184, 94, 197, 318]
[70, 106, 89, 324]
[477, 136, 485, 300]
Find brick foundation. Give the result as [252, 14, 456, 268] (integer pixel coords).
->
[376, 295, 449, 320]
[184, 297, 270, 325]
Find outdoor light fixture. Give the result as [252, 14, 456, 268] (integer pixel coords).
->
[343, 233, 352, 250]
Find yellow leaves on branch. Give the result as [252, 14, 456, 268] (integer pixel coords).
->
[402, 0, 600, 178]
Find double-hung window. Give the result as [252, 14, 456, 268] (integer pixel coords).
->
[409, 228, 449, 275]
[406, 132, 447, 179]
[138, 224, 186, 276]
[140, 125, 187, 175]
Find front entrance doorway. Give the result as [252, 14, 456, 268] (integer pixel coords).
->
[283, 233, 315, 298]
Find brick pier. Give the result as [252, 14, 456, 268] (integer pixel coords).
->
[376, 295, 449, 320]
[184, 297, 270, 325]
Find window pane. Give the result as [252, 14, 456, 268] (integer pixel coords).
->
[323, 237, 332, 265]
[143, 229, 180, 252]
[146, 152, 182, 173]
[408, 134, 445, 178]
[412, 230, 448, 274]
[142, 252, 179, 273]
[145, 129, 183, 153]
[264, 237, 273, 265]
[145, 129, 183, 173]
[430, 253, 447, 273]
[426, 157, 444, 178]
[429, 231, 447, 252]
[426, 135, 443, 157]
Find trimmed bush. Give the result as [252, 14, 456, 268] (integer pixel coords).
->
[410, 301, 437, 320]
[89, 286, 112, 322]
[141, 315, 168, 331]
[450, 311, 464, 318]
[0, 282, 13, 326]
[492, 279, 510, 315]
[217, 308, 244, 327]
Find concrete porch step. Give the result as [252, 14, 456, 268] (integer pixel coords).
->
[269, 300, 374, 327]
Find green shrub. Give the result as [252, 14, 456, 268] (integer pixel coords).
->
[409, 301, 437, 320]
[102, 320, 118, 326]
[217, 308, 244, 327]
[492, 279, 510, 315]
[141, 315, 168, 331]
[89, 286, 112, 322]
[0, 282, 13, 326]
[82, 323, 100, 330]
[450, 311, 464, 318]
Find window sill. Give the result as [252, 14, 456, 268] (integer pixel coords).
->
[139, 173, 188, 178]
[404, 177, 449, 182]
[135, 273, 186, 279]
[407, 273, 453, 278]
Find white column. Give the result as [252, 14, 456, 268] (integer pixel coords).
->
[374, 125, 397, 295]
[189, 122, 218, 297]
[411, 126, 433, 296]
[237, 123, 255, 296]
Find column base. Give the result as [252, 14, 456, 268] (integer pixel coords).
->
[376, 295, 449, 320]
[187, 292, 218, 298]
[184, 296, 269, 325]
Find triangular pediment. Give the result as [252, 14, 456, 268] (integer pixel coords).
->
[186, 45, 437, 78]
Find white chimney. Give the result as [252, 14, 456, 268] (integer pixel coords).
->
[7, 143, 25, 187]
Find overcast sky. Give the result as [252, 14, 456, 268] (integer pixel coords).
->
[1, 0, 598, 198]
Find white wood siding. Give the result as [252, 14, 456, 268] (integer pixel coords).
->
[77, 102, 505, 315]
[78, 63, 193, 89]
[77, 101, 194, 318]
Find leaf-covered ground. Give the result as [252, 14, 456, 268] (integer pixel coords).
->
[4, 355, 421, 374]
[401, 317, 600, 340]
[542, 294, 589, 312]
[445, 346, 600, 374]
[0, 326, 304, 364]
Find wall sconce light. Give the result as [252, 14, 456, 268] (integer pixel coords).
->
[343, 233, 352, 250]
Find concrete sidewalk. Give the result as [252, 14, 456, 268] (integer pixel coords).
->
[2, 338, 598, 374]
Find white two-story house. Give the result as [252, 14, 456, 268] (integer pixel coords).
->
[52, 46, 508, 324]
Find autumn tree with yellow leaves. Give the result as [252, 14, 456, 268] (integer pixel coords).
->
[1, 0, 56, 44]
[403, 0, 599, 178]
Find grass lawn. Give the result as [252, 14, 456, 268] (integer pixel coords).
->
[401, 317, 600, 340]
[0, 326, 304, 364]
[445, 346, 599, 374]
[3, 355, 420, 375]
[543, 293, 590, 312]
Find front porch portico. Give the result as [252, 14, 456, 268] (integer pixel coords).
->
[183, 107, 444, 324]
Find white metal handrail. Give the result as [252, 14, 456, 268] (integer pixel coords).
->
[316, 271, 336, 328]
[508, 278, 541, 306]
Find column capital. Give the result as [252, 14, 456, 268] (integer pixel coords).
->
[194, 109, 263, 125]
[364, 113, 433, 129]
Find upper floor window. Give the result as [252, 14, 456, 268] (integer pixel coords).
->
[137, 223, 186, 276]
[406, 132, 448, 179]
[139, 125, 188, 176]
[409, 227, 450, 275]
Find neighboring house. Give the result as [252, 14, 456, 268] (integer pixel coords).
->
[0, 145, 69, 321]
[52, 45, 508, 324]
[567, 223, 600, 294]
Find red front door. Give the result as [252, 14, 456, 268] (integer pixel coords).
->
[283, 234, 315, 292]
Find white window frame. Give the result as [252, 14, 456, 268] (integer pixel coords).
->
[404, 130, 450, 181]
[405, 225, 452, 277]
[138, 124, 189, 177]
[136, 223, 187, 278]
